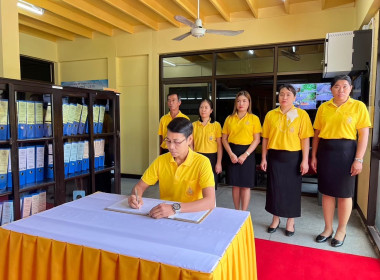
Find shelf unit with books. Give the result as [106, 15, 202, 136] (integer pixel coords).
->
[0, 78, 120, 223]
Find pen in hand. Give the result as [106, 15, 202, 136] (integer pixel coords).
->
[134, 188, 140, 209]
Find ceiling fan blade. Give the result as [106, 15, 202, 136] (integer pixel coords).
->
[205, 29, 244, 36]
[172, 32, 192, 41]
[174, 15, 197, 28]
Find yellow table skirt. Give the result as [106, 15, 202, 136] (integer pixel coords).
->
[0, 216, 256, 280]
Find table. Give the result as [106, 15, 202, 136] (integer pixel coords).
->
[0, 192, 257, 280]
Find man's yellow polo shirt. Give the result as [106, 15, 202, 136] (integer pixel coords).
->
[222, 113, 262, 145]
[158, 111, 189, 149]
[141, 149, 214, 203]
[262, 107, 314, 151]
[192, 120, 222, 154]
[314, 98, 371, 140]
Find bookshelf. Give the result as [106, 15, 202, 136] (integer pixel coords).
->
[0, 78, 120, 222]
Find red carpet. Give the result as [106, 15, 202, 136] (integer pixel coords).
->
[255, 238, 380, 280]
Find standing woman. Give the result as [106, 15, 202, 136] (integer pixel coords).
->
[192, 99, 223, 189]
[311, 75, 371, 247]
[222, 91, 262, 210]
[260, 84, 314, 236]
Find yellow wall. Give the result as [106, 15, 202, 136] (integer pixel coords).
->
[55, 6, 359, 175]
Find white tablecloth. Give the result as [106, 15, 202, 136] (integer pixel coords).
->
[3, 192, 251, 273]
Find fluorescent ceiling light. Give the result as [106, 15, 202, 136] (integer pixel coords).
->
[292, 46, 296, 53]
[17, 0, 44, 15]
[163, 60, 176, 67]
[248, 50, 254, 55]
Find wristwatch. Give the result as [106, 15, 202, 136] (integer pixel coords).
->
[172, 203, 181, 214]
[354, 158, 363, 163]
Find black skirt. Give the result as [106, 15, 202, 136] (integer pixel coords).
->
[226, 143, 255, 188]
[200, 152, 218, 187]
[265, 150, 302, 218]
[317, 139, 357, 198]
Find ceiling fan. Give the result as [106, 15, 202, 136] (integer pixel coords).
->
[173, 0, 244, 41]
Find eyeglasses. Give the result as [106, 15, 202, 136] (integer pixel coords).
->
[165, 138, 186, 146]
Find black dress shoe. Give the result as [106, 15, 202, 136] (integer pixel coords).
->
[267, 220, 280, 233]
[285, 225, 295, 237]
[316, 232, 334, 243]
[331, 234, 346, 247]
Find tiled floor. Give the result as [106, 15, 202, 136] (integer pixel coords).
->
[121, 178, 379, 258]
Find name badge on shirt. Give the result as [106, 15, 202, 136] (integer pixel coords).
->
[347, 116, 353, 124]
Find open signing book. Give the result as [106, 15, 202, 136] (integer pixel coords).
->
[105, 197, 211, 224]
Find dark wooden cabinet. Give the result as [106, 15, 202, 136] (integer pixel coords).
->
[0, 77, 120, 221]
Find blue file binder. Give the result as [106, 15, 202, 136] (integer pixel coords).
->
[18, 147, 27, 186]
[69, 142, 78, 174]
[78, 105, 88, 134]
[0, 149, 9, 191]
[67, 103, 76, 136]
[35, 145, 44, 182]
[7, 152, 12, 190]
[98, 105, 105, 134]
[17, 101, 27, 139]
[82, 141, 89, 171]
[63, 143, 71, 177]
[44, 103, 52, 137]
[62, 103, 69, 136]
[94, 140, 100, 169]
[46, 154, 54, 179]
[93, 105, 100, 134]
[99, 139, 105, 167]
[26, 146, 36, 184]
[35, 102, 44, 138]
[26, 101, 35, 139]
[0, 100, 8, 140]
[76, 141, 84, 173]
[72, 104, 82, 135]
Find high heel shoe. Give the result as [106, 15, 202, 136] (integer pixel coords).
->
[285, 225, 295, 237]
[316, 231, 334, 243]
[331, 234, 346, 247]
[267, 220, 280, 233]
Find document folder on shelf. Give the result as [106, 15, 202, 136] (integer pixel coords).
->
[78, 105, 88, 134]
[0, 149, 9, 191]
[99, 139, 105, 167]
[63, 142, 71, 177]
[69, 142, 78, 174]
[26, 146, 36, 184]
[67, 103, 76, 136]
[17, 101, 27, 139]
[0, 100, 8, 140]
[93, 105, 100, 134]
[18, 147, 27, 187]
[44, 102, 52, 137]
[21, 195, 32, 218]
[34, 102, 44, 138]
[72, 104, 82, 135]
[46, 154, 54, 179]
[76, 141, 84, 173]
[98, 105, 105, 134]
[7, 152, 12, 190]
[26, 101, 35, 139]
[82, 141, 89, 171]
[35, 145, 44, 182]
[62, 103, 69, 136]
[94, 140, 100, 169]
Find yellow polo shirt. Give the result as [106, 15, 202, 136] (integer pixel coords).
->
[158, 111, 189, 149]
[262, 107, 314, 151]
[141, 149, 215, 203]
[222, 113, 262, 145]
[314, 98, 371, 140]
[192, 120, 222, 153]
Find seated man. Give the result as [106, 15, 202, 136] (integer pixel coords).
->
[128, 117, 216, 219]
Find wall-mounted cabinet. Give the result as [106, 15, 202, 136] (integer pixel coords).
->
[0, 78, 120, 222]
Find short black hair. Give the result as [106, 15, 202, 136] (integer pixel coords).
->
[331, 75, 352, 87]
[198, 98, 215, 123]
[278, 84, 297, 96]
[167, 92, 181, 101]
[167, 117, 193, 138]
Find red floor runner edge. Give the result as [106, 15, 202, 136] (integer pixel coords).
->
[255, 238, 380, 280]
